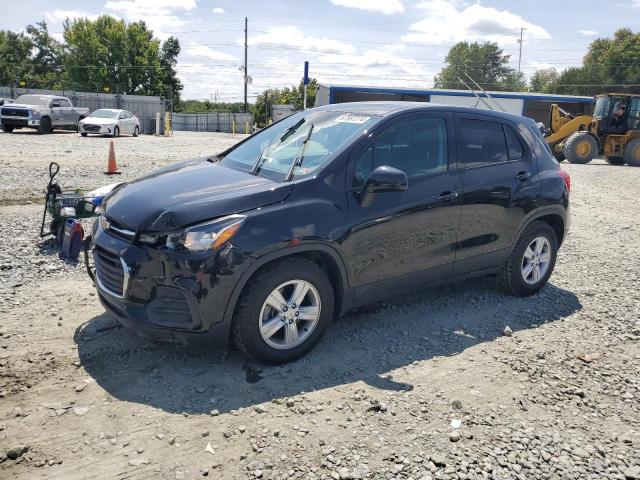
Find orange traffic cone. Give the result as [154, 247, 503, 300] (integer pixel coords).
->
[104, 140, 121, 175]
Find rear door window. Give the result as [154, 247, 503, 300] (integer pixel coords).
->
[459, 118, 508, 167]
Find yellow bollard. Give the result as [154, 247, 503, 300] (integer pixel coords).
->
[232, 120, 236, 135]
[164, 112, 172, 136]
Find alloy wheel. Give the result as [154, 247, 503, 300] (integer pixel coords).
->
[259, 279, 321, 350]
[521, 236, 552, 285]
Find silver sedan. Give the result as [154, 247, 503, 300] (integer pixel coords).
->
[79, 109, 140, 137]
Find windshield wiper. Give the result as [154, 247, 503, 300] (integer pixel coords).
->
[284, 124, 314, 182]
[250, 119, 306, 175]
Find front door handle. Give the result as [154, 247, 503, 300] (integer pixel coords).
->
[435, 191, 459, 203]
[516, 171, 532, 181]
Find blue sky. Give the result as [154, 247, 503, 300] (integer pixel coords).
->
[3, 0, 639, 101]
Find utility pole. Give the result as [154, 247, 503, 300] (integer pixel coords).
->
[517, 27, 526, 78]
[244, 17, 248, 113]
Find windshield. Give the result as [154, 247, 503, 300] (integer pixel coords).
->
[220, 110, 379, 182]
[14, 95, 51, 106]
[89, 110, 119, 119]
[593, 96, 610, 119]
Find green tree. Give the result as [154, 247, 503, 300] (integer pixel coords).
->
[25, 21, 64, 89]
[0, 30, 33, 87]
[434, 41, 524, 91]
[546, 28, 640, 96]
[177, 100, 245, 113]
[62, 14, 181, 100]
[160, 36, 183, 106]
[529, 68, 559, 93]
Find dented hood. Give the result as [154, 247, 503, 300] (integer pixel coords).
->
[104, 159, 292, 231]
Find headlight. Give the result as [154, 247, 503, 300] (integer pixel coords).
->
[164, 215, 246, 252]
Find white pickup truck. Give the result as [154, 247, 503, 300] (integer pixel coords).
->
[0, 94, 89, 134]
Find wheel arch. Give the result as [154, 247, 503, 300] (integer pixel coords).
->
[221, 243, 351, 333]
[535, 213, 565, 247]
[511, 207, 567, 251]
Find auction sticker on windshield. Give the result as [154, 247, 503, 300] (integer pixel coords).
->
[335, 113, 370, 124]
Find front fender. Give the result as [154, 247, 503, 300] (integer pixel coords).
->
[220, 242, 352, 328]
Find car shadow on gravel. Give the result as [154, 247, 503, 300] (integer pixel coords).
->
[75, 278, 581, 415]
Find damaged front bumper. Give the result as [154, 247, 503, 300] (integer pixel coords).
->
[83, 224, 250, 348]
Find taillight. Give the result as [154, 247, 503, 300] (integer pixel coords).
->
[559, 170, 571, 193]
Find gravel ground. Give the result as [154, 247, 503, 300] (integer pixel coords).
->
[0, 130, 639, 480]
[0, 130, 243, 207]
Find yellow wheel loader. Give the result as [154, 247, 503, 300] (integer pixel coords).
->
[545, 93, 640, 166]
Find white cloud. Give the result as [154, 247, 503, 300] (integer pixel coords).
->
[185, 44, 239, 62]
[314, 46, 436, 88]
[578, 30, 598, 36]
[633, 0, 640, 8]
[330, 0, 404, 14]
[45, 10, 100, 22]
[105, 0, 197, 38]
[247, 26, 357, 55]
[403, 1, 550, 45]
[213, 7, 225, 14]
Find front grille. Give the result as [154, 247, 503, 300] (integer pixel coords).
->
[94, 246, 126, 297]
[83, 124, 101, 132]
[1, 108, 29, 117]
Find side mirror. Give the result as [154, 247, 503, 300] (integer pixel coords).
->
[360, 165, 407, 206]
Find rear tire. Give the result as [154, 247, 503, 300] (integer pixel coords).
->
[3, 126, 14, 133]
[133, 126, 139, 137]
[38, 117, 51, 134]
[232, 257, 334, 364]
[500, 221, 558, 297]
[563, 132, 597, 164]
[80, 132, 88, 137]
[623, 138, 640, 167]
[605, 156, 625, 165]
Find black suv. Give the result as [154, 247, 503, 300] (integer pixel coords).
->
[87, 102, 570, 363]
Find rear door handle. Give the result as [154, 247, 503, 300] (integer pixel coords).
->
[516, 171, 532, 181]
[435, 191, 459, 203]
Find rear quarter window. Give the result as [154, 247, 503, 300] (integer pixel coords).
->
[528, 125, 559, 172]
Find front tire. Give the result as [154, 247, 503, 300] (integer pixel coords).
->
[563, 132, 597, 164]
[233, 258, 334, 364]
[113, 126, 119, 138]
[38, 117, 51, 134]
[624, 138, 640, 167]
[501, 221, 558, 297]
[3, 126, 14, 133]
[80, 132, 88, 137]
